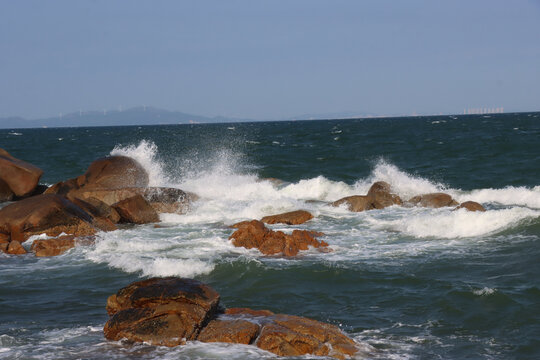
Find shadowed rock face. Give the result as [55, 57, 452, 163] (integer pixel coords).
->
[261, 210, 313, 225]
[455, 201, 486, 212]
[104, 278, 360, 359]
[0, 178, 14, 202]
[407, 193, 459, 208]
[104, 277, 221, 346]
[0, 194, 99, 242]
[229, 220, 328, 256]
[0, 148, 43, 197]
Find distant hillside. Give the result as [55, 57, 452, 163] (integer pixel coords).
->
[0, 107, 246, 129]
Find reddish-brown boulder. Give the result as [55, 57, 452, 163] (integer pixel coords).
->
[71, 196, 121, 223]
[256, 314, 358, 359]
[0, 194, 102, 242]
[408, 193, 459, 208]
[332, 195, 375, 212]
[229, 220, 328, 256]
[198, 319, 260, 344]
[112, 195, 160, 224]
[261, 210, 313, 225]
[366, 181, 403, 208]
[6, 240, 27, 255]
[104, 277, 220, 346]
[0, 148, 43, 197]
[31, 235, 77, 257]
[455, 201, 486, 212]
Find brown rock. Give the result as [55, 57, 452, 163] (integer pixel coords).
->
[0, 194, 98, 242]
[256, 314, 358, 359]
[366, 181, 403, 208]
[31, 235, 77, 257]
[197, 319, 260, 344]
[455, 201, 486, 212]
[71, 196, 121, 223]
[0, 178, 14, 202]
[225, 308, 275, 317]
[0, 148, 43, 197]
[112, 195, 160, 224]
[261, 210, 313, 225]
[229, 220, 328, 256]
[408, 193, 459, 208]
[7, 240, 27, 255]
[332, 195, 374, 212]
[104, 277, 220, 346]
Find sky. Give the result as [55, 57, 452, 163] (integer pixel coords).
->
[1, 0, 539, 120]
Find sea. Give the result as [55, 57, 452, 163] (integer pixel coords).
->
[0, 112, 539, 359]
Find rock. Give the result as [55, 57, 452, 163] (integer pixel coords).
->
[71, 196, 121, 223]
[0, 194, 103, 242]
[332, 195, 374, 212]
[407, 193, 459, 208]
[366, 181, 403, 208]
[225, 308, 275, 317]
[261, 210, 313, 225]
[0, 148, 44, 197]
[112, 195, 160, 224]
[455, 201, 486, 212]
[104, 277, 220, 346]
[229, 220, 328, 256]
[256, 314, 358, 359]
[45, 155, 149, 195]
[31, 235, 77, 257]
[7, 240, 27, 255]
[0, 178, 14, 202]
[197, 319, 260, 344]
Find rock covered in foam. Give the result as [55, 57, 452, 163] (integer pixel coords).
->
[229, 220, 328, 256]
[104, 277, 360, 359]
[455, 201, 486, 212]
[407, 193, 459, 208]
[0, 147, 43, 198]
[261, 210, 313, 225]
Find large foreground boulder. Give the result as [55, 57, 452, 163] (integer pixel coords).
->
[0, 148, 43, 198]
[45, 155, 149, 195]
[407, 193, 459, 208]
[261, 210, 313, 225]
[0, 194, 111, 242]
[104, 277, 221, 346]
[229, 220, 328, 256]
[104, 278, 360, 359]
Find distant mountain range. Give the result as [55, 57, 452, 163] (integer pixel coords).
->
[0, 107, 249, 129]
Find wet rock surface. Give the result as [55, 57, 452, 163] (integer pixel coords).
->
[407, 192, 459, 208]
[455, 201, 486, 212]
[261, 210, 313, 225]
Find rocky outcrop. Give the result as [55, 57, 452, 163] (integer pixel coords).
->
[0, 148, 43, 198]
[454, 201, 486, 212]
[229, 220, 328, 256]
[332, 181, 402, 212]
[261, 210, 313, 225]
[104, 277, 359, 359]
[30, 235, 81, 257]
[45, 156, 149, 195]
[332, 195, 374, 212]
[112, 195, 160, 224]
[71, 196, 121, 224]
[0, 194, 112, 243]
[407, 193, 459, 208]
[1, 240, 27, 255]
[104, 277, 221, 346]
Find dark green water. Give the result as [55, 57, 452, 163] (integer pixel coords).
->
[0, 112, 539, 359]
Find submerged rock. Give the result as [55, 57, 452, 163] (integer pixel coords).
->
[104, 278, 360, 359]
[407, 193, 459, 208]
[261, 210, 313, 225]
[455, 201, 486, 212]
[0, 147, 43, 198]
[229, 220, 328, 256]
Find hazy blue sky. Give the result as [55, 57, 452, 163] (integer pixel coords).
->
[1, 0, 539, 120]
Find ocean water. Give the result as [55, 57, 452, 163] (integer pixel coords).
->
[0, 112, 539, 359]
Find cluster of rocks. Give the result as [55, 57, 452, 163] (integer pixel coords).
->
[0, 148, 193, 256]
[104, 277, 361, 359]
[331, 181, 485, 212]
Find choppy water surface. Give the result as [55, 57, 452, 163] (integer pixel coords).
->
[1, 113, 539, 359]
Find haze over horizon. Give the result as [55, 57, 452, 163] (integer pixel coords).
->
[1, 0, 539, 122]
